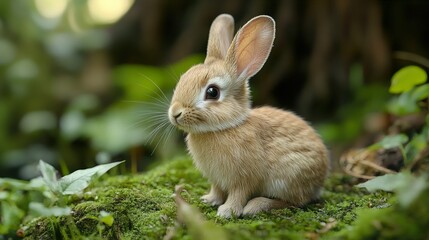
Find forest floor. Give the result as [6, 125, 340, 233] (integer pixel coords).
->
[22, 157, 398, 239]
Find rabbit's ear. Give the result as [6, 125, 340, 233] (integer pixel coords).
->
[205, 14, 235, 63]
[226, 16, 275, 81]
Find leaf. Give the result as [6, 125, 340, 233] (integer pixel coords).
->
[0, 178, 30, 190]
[397, 175, 427, 208]
[370, 134, 409, 150]
[387, 83, 428, 116]
[0, 191, 9, 200]
[405, 133, 427, 165]
[99, 211, 114, 226]
[357, 173, 411, 192]
[59, 161, 124, 195]
[410, 83, 429, 101]
[28, 177, 47, 189]
[29, 202, 71, 217]
[38, 160, 61, 194]
[0, 201, 25, 234]
[389, 65, 427, 93]
[387, 92, 420, 116]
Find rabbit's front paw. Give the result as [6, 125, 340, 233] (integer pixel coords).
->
[201, 193, 224, 206]
[217, 204, 243, 218]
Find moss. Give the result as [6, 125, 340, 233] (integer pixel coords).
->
[22, 157, 401, 239]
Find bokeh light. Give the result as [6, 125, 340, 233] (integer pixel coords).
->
[87, 0, 134, 24]
[34, 0, 68, 19]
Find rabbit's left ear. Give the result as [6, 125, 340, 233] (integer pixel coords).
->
[205, 14, 235, 63]
[226, 16, 275, 81]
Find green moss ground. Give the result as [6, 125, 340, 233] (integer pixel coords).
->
[22, 157, 394, 239]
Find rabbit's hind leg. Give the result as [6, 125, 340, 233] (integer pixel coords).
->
[242, 197, 289, 216]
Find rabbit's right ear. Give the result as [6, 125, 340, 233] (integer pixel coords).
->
[205, 14, 235, 63]
[226, 16, 275, 81]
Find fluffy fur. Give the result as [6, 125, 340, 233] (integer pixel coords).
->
[168, 14, 329, 218]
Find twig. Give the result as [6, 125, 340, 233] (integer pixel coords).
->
[342, 167, 375, 180]
[393, 51, 429, 68]
[359, 160, 397, 174]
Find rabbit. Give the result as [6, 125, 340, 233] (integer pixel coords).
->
[168, 14, 329, 218]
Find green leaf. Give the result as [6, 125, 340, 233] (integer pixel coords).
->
[0, 191, 9, 200]
[405, 133, 427, 165]
[99, 211, 114, 226]
[370, 134, 409, 150]
[0, 178, 29, 190]
[387, 83, 428, 116]
[389, 66, 427, 93]
[357, 173, 411, 192]
[29, 202, 71, 217]
[397, 175, 427, 207]
[38, 160, 61, 194]
[410, 83, 429, 101]
[0, 201, 25, 234]
[387, 92, 420, 116]
[58, 161, 124, 195]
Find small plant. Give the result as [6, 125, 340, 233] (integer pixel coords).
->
[341, 65, 429, 179]
[341, 65, 429, 238]
[387, 65, 429, 115]
[379, 65, 428, 169]
[39, 160, 124, 197]
[0, 160, 124, 237]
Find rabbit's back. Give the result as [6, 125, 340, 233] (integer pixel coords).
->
[252, 107, 329, 204]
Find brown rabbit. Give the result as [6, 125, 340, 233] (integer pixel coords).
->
[168, 14, 329, 218]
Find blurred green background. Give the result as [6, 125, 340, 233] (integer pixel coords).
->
[1, 0, 428, 179]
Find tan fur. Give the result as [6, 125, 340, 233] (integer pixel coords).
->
[168, 14, 329, 218]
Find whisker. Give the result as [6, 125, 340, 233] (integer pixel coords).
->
[150, 125, 170, 156]
[122, 100, 169, 107]
[146, 120, 171, 144]
[146, 123, 172, 154]
[131, 117, 168, 132]
[133, 113, 168, 122]
[135, 114, 168, 120]
[166, 66, 180, 83]
[134, 110, 168, 117]
[164, 125, 176, 147]
[136, 73, 170, 103]
[131, 80, 169, 102]
[135, 109, 169, 116]
[127, 113, 168, 131]
[119, 69, 179, 157]
[134, 118, 169, 127]
[135, 114, 168, 121]
[124, 93, 170, 108]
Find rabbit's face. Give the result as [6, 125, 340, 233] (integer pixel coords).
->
[168, 61, 250, 133]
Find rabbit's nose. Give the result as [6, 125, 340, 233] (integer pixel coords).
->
[168, 102, 184, 125]
[174, 112, 182, 120]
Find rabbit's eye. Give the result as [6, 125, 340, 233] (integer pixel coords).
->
[205, 85, 220, 100]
